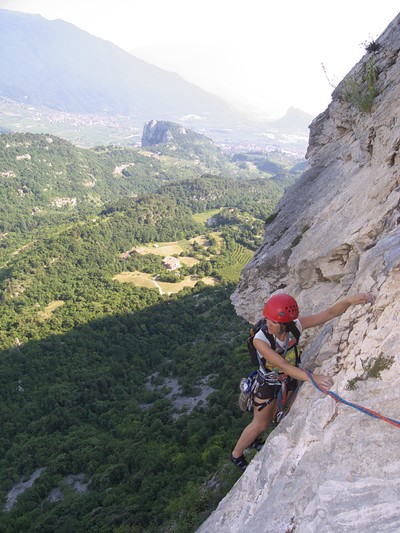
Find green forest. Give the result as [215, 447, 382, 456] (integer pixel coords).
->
[0, 130, 304, 532]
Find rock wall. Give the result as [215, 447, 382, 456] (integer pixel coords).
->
[197, 13, 400, 533]
[142, 119, 187, 146]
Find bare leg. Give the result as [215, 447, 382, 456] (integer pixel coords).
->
[232, 399, 276, 458]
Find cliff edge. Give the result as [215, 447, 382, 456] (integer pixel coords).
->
[197, 13, 400, 533]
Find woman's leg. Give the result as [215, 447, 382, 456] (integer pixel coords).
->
[232, 399, 276, 458]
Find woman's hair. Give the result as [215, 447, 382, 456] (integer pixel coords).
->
[283, 321, 297, 334]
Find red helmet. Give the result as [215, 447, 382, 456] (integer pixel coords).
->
[263, 294, 299, 322]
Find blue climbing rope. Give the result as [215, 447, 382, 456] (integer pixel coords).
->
[306, 370, 400, 429]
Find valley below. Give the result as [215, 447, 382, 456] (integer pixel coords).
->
[0, 128, 299, 532]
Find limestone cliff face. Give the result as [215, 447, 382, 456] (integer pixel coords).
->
[142, 120, 188, 146]
[197, 13, 400, 533]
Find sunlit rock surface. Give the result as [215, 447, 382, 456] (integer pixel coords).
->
[197, 13, 400, 533]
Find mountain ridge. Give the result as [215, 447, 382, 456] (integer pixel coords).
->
[0, 9, 233, 118]
[0, 9, 311, 153]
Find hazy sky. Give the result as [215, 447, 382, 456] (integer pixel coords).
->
[1, 0, 399, 119]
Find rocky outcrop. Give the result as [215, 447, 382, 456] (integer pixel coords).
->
[141, 119, 227, 166]
[141, 119, 188, 146]
[198, 13, 400, 533]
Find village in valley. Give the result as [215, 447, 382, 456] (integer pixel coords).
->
[115, 237, 219, 295]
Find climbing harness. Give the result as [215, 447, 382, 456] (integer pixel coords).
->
[306, 370, 400, 429]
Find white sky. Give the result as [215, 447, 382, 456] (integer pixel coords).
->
[1, 0, 399, 119]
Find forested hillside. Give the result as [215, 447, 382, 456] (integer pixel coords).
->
[0, 133, 228, 240]
[0, 132, 289, 245]
[0, 129, 303, 531]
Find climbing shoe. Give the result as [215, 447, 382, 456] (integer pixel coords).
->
[230, 451, 248, 472]
[249, 437, 264, 451]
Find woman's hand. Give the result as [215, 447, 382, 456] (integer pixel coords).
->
[311, 373, 333, 390]
[346, 292, 375, 306]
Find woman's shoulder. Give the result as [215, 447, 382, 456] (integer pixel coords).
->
[254, 328, 272, 345]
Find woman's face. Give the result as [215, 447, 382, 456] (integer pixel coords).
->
[266, 319, 282, 335]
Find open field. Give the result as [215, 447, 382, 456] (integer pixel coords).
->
[131, 233, 222, 257]
[134, 243, 185, 256]
[156, 276, 216, 294]
[37, 300, 65, 319]
[113, 272, 156, 290]
[119, 230, 253, 287]
[189, 235, 215, 247]
[192, 209, 221, 225]
[179, 257, 200, 267]
[113, 271, 217, 294]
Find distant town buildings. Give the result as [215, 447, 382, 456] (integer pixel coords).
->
[162, 256, 181, 270]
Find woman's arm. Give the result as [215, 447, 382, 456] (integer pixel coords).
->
[253, 338, 333, 389]
[299, 292, 374, 330]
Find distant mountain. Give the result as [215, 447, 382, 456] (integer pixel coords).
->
[0, 9, 234, 119]
[141, 119, 227, 164]
[267, 107, 313, 133]
[0, 9, 311, 155]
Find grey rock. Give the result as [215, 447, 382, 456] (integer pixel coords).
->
[198, 12, 400, 533]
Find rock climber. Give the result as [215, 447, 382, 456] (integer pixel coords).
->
[230, 292, 374, 472]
